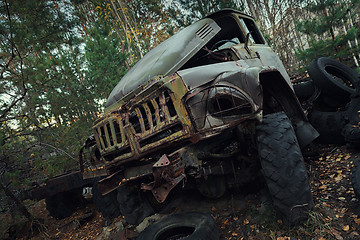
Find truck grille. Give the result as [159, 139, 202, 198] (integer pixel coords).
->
[93, 90, 187, 162]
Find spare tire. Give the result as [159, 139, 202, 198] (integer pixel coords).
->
[308, 110, 346, 144]
[308, 57, 359, 104]
[342, 123, 360, 143]
[345, 96, 360, 125]
[136, 212, 219, 240]
[293, 80, 316, 100]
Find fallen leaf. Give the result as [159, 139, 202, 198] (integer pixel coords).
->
[343, 225, 350, 231]
[243, 219, 249, 225]
[341, 208, 348, 213]
[334, 175, 343, 182]
[232, 232, 238, 236]
[331, 228, 344, 240]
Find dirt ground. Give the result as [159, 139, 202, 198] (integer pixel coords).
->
[4, 143, 360, 240]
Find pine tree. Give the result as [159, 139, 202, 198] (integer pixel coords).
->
[84, 20, 128, 101]
[296, 0, 360, 67]
[166, 0, 245, 28]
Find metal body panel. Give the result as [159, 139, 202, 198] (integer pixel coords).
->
[106, 18, 221, 108]
[21, 171, 95, 201]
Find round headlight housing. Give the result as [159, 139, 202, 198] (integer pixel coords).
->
[207, 85, 253, 118]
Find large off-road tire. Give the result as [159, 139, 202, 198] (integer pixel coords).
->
[92, 182, 121, 220]
[308, 57, 359, 104]
[308, 110, 346, 144]
[117, 184, 155, 225]
[256, 112, 314, 225]
[136, 212, 219, 240]
[45, 188, 84, 219]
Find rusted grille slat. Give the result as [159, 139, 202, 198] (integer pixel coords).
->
[94, 89, 188, 162]
[159, 92, 170, 121]
[139, 106, 150, 131]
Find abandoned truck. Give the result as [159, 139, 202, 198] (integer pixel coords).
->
[80, 9, 319, 226]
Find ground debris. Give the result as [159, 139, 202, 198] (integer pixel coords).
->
[5, 144, 360, 240]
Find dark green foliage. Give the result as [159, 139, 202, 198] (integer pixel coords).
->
[0, 0, 96, 186]
[85, 21, 128, 100]
[295, 0, 360, 66]
[166, 0, 244, 27]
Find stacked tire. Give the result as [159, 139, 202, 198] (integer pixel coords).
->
[293, 57, 360, 145]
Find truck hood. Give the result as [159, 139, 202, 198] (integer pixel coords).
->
[106, 18, 220, 108]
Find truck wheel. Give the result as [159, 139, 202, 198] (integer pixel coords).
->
[256, 112, 314, 225]
[308, 57, 359, 104]
[117, 184, 155, 225]
[92, 182, 121, 220]
[136, 212, 219, 240]
[45, 188, 84, 219]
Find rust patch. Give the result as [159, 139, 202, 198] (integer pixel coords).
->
[141, 153, 185, 203]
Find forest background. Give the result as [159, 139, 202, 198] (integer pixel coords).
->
[0, 0, 360, 231]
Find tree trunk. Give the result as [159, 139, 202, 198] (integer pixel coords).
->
[0, 182, 33, 220]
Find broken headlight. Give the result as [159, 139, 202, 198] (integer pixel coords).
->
[207, 85, 253, 118]
[186, 83, 255, 130]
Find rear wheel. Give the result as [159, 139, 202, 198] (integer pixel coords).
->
[45, 188, 84, 219]
[256, 112, 314, 225]
[92, 182, 121, 220]
[117, 184, 155, 225]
